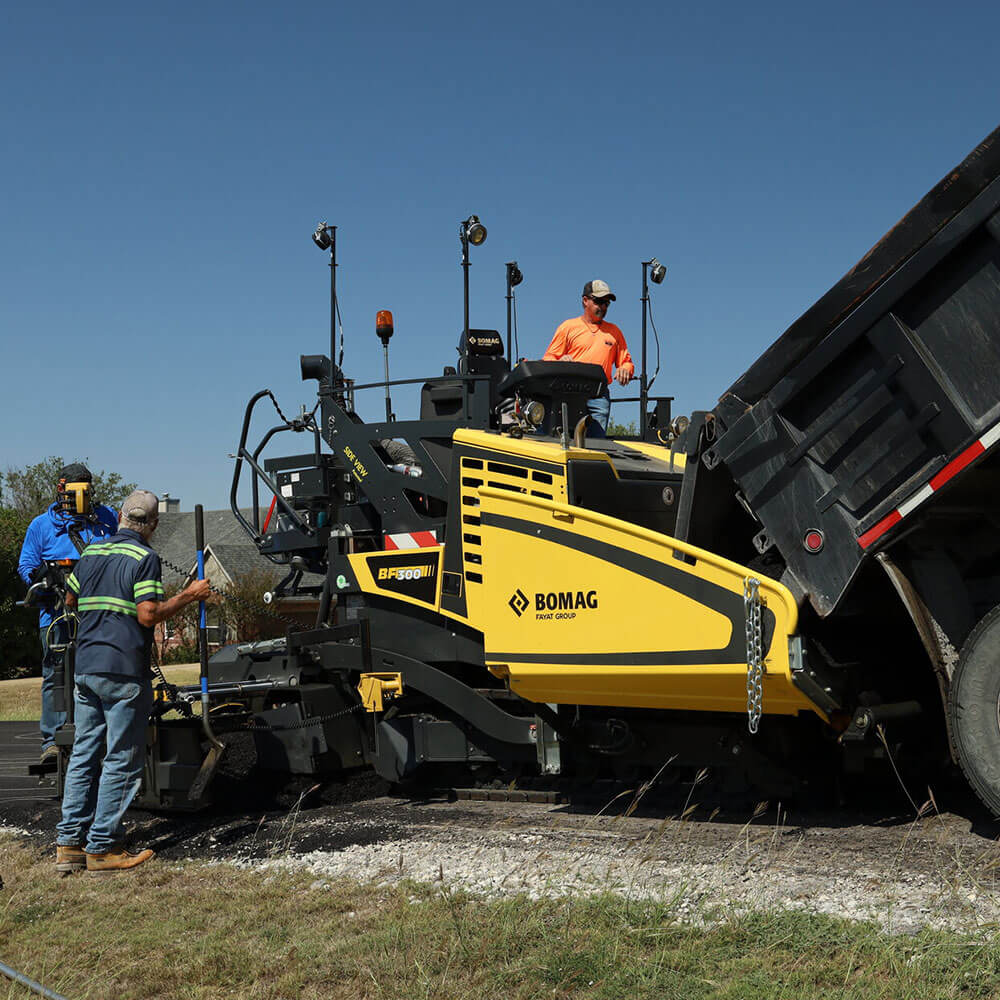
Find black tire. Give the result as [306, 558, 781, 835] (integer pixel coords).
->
[950, 604, 1000, 816]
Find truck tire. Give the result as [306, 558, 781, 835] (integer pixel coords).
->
[950, 604, 1000, 816]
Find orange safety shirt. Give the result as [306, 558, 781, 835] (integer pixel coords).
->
[542, 316, 635, 385]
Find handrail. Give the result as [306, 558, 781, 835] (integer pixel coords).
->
[229, 390, 316, 547]
[348, 373, 491, 392]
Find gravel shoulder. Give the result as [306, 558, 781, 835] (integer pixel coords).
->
[5, 771, 1000, 937]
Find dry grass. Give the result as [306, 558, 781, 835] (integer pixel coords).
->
[0, 665, 201, 722]
[2, 833, 1000, 1000]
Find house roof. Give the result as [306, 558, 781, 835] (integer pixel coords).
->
[154, 508, 299, 588]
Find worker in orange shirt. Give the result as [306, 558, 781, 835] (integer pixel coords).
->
[542, 279, 634, 437]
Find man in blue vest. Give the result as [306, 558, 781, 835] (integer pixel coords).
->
[55, 489, 210, 874]
[18, 463, 118, 764]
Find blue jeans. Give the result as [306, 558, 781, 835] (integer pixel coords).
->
[586, 384, 610, 438]
[56, 673, 153, 853]
[39, 623, 68, 751]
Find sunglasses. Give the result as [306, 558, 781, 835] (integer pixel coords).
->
[590, 296, 612, 306]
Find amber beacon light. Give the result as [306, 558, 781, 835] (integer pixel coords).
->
[376, 310, 394, 344]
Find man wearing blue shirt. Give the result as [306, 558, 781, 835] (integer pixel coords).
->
[55, 490, 210, 875]
[18, 463, 118, 764]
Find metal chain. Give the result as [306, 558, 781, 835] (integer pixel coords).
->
[159, 555, 307, 631]
[262, 389, 321, 428]
[151, 555, 308, 715]
[221, 701, 365, 733]
[744, 576, 764, 734]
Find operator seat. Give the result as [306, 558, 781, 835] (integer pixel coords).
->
[420, 329, 509, 422]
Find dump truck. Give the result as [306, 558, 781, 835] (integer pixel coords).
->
[123, 122, 1000, 816]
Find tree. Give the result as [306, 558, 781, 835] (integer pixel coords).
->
[0, 457, 137, 520]
[155, 582, 202, 665]
[0, 507, 39, 679]
[218, 568, 285, 644]
[607, 420, 638, 438]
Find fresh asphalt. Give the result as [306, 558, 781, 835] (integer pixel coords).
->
[0, 721, 57, 809]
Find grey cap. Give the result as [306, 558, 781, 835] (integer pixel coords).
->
[120, 489, 160, 527]
[583, 279, 616, 301]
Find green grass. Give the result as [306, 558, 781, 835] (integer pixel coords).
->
[0, 664, 201, 721]
[1, 835, 998, 999]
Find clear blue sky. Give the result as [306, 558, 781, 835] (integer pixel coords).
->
[2, 1, 998, 512]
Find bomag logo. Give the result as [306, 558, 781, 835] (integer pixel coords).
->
[377, 566, 435, 581]
[536, 591, 598, 612]
[509, 588, 599, 621]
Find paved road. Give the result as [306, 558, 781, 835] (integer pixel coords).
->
[0, 721, 57, 809]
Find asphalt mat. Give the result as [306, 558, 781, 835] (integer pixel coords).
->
[0, 721, 57, 810]
[3, 720, 998, 866]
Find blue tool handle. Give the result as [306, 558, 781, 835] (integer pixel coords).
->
[197, 550, 206, 629]
[195, 504, 209, 677]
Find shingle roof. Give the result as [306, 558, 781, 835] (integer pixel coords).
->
[154, 508, 288, 587]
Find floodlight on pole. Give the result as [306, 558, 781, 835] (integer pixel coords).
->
[312, 222, 339, 373]
[640, 257, 667, 432]
[505, 260, 523, 360]
[459, 214, 487, 346]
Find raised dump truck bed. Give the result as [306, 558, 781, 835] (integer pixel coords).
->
[710, 124, 1000, 617]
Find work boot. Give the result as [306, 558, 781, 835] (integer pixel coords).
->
[86, 847, 155, 875]
[54, 844, 86, 873]
[39, 745, 59, 766]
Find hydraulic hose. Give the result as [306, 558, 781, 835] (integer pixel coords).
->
[0, 959, 70, 1000]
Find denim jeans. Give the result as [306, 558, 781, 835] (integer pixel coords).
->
[39, 624, 68, 752]
[586, 383, 611, 438]
[56, 673, 153, 853]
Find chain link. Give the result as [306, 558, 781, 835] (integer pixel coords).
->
[260, 388, 320, 428]
[744, 576, 764, 735]
[159, 555, 307, 632]
[221, 701, 365, 733]
[152, 554, 311, 715]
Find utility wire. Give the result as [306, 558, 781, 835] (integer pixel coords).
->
[336, 296, 346, 370]
[646, 297, 662, 392]
[512, 293, 520, 362]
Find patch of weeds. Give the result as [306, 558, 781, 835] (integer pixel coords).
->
[2, 838, 1000, 999]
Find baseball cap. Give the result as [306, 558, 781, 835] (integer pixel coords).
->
[59, 463, 92, 482]
[583, 279, 616, 301]
[121, 489, 160, 526]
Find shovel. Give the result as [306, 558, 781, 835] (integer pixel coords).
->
[188, 503, 225, 801]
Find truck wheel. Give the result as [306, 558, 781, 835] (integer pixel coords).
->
[950, 605, 1000, 816]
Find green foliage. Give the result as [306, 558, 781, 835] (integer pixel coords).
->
[607, 419, 639, 438]
[219, 567, 284, 643]
[154, 582, 201, 665]
[0, 455, 137, 519]
[154, 569, 280, 665]
[0, 506, 39, 679]
[160, 641, 200, 665]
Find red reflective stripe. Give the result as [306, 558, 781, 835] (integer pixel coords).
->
[261, 496, 277, 534]
[856, 429, 997, 551]
[857, 510, 901, 550]
[383, 531, 438, 550]
[929, 440, 985, 491]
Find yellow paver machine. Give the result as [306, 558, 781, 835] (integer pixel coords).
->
[146, 123, 1000, 815]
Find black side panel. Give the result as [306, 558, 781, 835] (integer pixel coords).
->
[712, 140, 1000, 617]
[566, 460, 682, 536]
